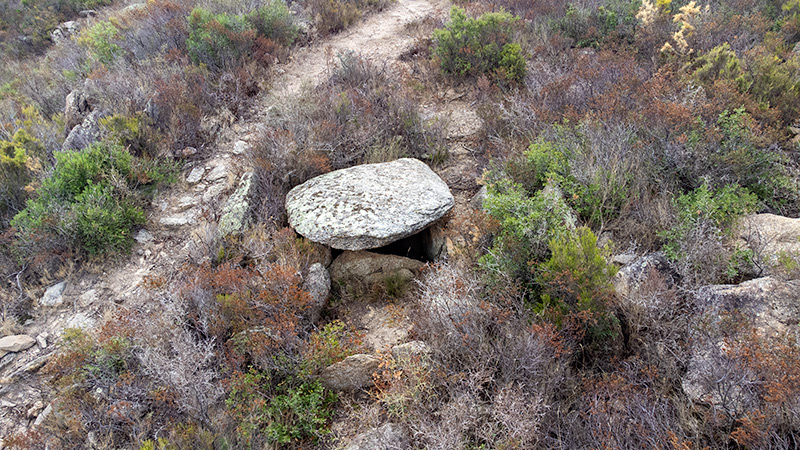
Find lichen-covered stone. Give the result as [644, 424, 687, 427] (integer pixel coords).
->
[218, 171, 256, 237]
[285, 158, 454, 250]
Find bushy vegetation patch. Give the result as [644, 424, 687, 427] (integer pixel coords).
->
[11, 142, 173, 257]
[433, 7, 526, 83]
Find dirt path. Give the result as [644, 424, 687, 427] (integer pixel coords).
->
[267, 0, 446, 99]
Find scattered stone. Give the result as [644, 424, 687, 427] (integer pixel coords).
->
[36, 333, 48, 349]
[176, 195, 197, 211]
[218, 171, 257, 236]
[179, 146, 198, 158]
[133, 229, 153, 244]
[79, 289, 98, 307]
[186, 166, 205, 184]
[159, 211, 197, 229]
[446, 106, 483, 139]
[79, 9, 97, 17]
[304, 263, 330, 323]
[612, 253, 637, 266]
[232, 140, 250, 155]
[391, 340, 429, 362]
[1, 400, 16, 408]
[205, 163, 228, 183]
[344, 423, 410, 450]
[33, 403, 52, 427]
[0, 335, 35, 353]
[40, 281, 66, 307]
[286, 158, 454, 250]
[320, 354, 380, 392]
[202, 183, 226, 203]
[64, 312, 96, 330]
[26, 401, 44, 419]
[470, 185, 487, 211]
[51, 21, 79, 45]
[120, 2, 147, 15]
[330, 251, 424, 290]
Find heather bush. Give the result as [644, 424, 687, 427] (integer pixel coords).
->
[553, 0, 640, 48]
[0, 129, 42, 227]
[433, 7, 527, 83]
[11, 142, 173, 256]
[78, 20, 122, 66]
[225, 369, 336, 448]
[187, 8, 257, 70]
[537, 226, 621, 358]
[480, 178, 574, 286]
[659, 182, 759, 285]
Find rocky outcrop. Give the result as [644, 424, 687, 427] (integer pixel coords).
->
[64, 90, 91, 135]
[286, 158, 454, 250]
[218, 171, 257, 237]
[63, 110, 104, 151]
[51, 21, 79, 45]
[739, 213, 800, 275]
[344, 423, 410, 450]
[330, 251, 424, 290]
[682, 276, 800, 410]
[320, 354, 379, 392]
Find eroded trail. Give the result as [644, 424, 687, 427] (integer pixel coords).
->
[266, 0, 445, 100]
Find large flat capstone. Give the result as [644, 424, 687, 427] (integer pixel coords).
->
[285, 158, 454, 250]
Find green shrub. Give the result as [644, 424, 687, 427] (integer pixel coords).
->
[433, 7, 526, 82]
[301, 320, 361, 375]
[78, 21, 122, 66]
[247, 0, 298, 47]
[660, 183, 758, 262]
[553, 1, 639, 48]
[688, 43, 743, 86]
[0, 129, 41, 227]
[187, 8, 256, 69]
[11, 142, 172, 256]
[480, 178, 575, 286]
[100, 113, 161, 158]
[537, 226, 619, 350]
[225, 369, 336, 447]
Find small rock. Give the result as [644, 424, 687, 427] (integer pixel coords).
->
[27, 400, 44, 418]
[0, 335, 36, 352]
[614, 253, 679, 301]
[344, 423, 410, 450]
[179, 146, 198, 158]
[64, 312, 96, 330]
[79, 289, 98, 307]
[159, 212, 197, 228]
[203, 181, 227, 203]
[205, 163, 228, 182]
[133, 229, 153, 244]
[176, 195, 197, 211]
[63, 110, 104, 151]
[33, 403, 52, 427]
[330, 251, 424, 291]
[1, 400, 16, 408]
[36, 333, 48, 349]
[40, 281, 66, 307]
[391, 341, 429, 362]
[232, 140, 250, 155]
[186, 166, 205, 184]
[320, 354, 380, 392]
[470, 185, 488, 211]
[612, 253, 637, 266]
[304, 263, 331, 323]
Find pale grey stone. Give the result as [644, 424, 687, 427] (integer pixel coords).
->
[330, 251, 424, 289]
[286, 158, 454, 250]
[186, 167, 205, 184]
[133, 229, 153, 244]
[0, 335, 35, 352]
[344, 423, 410, 450]
[218, 171, 256, 236]
[304, 263, 330, 323]
[320, 354, 379, 392]
[40, 281, 66, 307]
